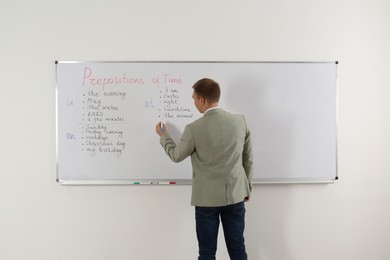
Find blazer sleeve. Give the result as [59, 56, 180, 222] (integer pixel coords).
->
[242, 117, 254, 190]
[160, 125, 195, 163]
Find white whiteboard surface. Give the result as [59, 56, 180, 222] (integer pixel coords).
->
[56, 61, 338, 184]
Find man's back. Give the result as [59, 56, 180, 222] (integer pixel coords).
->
[187, 108, 252, 206]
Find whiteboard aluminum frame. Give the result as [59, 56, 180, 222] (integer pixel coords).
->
[58, 178, 336, 185]
[55, 61, 339, 185]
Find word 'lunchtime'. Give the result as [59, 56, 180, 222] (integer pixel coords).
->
[82, 67, 145, 89]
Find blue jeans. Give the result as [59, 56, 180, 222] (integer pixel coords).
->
[195, 201, 248, 260]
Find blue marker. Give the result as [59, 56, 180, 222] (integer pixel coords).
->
[160, 122, 164, 132]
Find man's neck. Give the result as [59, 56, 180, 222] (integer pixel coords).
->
[203, 105, 220, 114]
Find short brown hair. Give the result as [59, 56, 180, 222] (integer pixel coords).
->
[192, 78, 221, 103]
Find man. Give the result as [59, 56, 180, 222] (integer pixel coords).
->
[155, 78, 253, 260]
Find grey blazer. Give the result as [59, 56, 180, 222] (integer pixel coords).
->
[160, 108, 253, 207]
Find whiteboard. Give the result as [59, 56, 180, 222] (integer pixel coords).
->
[56, 61, 338, 184]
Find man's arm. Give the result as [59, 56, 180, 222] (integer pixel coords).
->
[242, 117, 254, 199]
[155, 122, 195, 163]
[243, 129, 253, 183]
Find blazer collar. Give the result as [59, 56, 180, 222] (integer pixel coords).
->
[203, 107, 224, 117]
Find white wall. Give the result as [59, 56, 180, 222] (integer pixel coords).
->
[1, 0, 389, 259]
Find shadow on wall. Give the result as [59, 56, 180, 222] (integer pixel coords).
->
[222, 76, 294, 181]
[246, 185, 292, 259]
[222, 77, 294, 258]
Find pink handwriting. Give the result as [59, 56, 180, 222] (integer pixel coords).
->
[152, 74, 183, 86]
[163, 74, 182, 84]
[82, 67, 145, 90]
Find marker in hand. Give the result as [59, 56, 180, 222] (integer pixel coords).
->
[156, 121, 165, 137]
